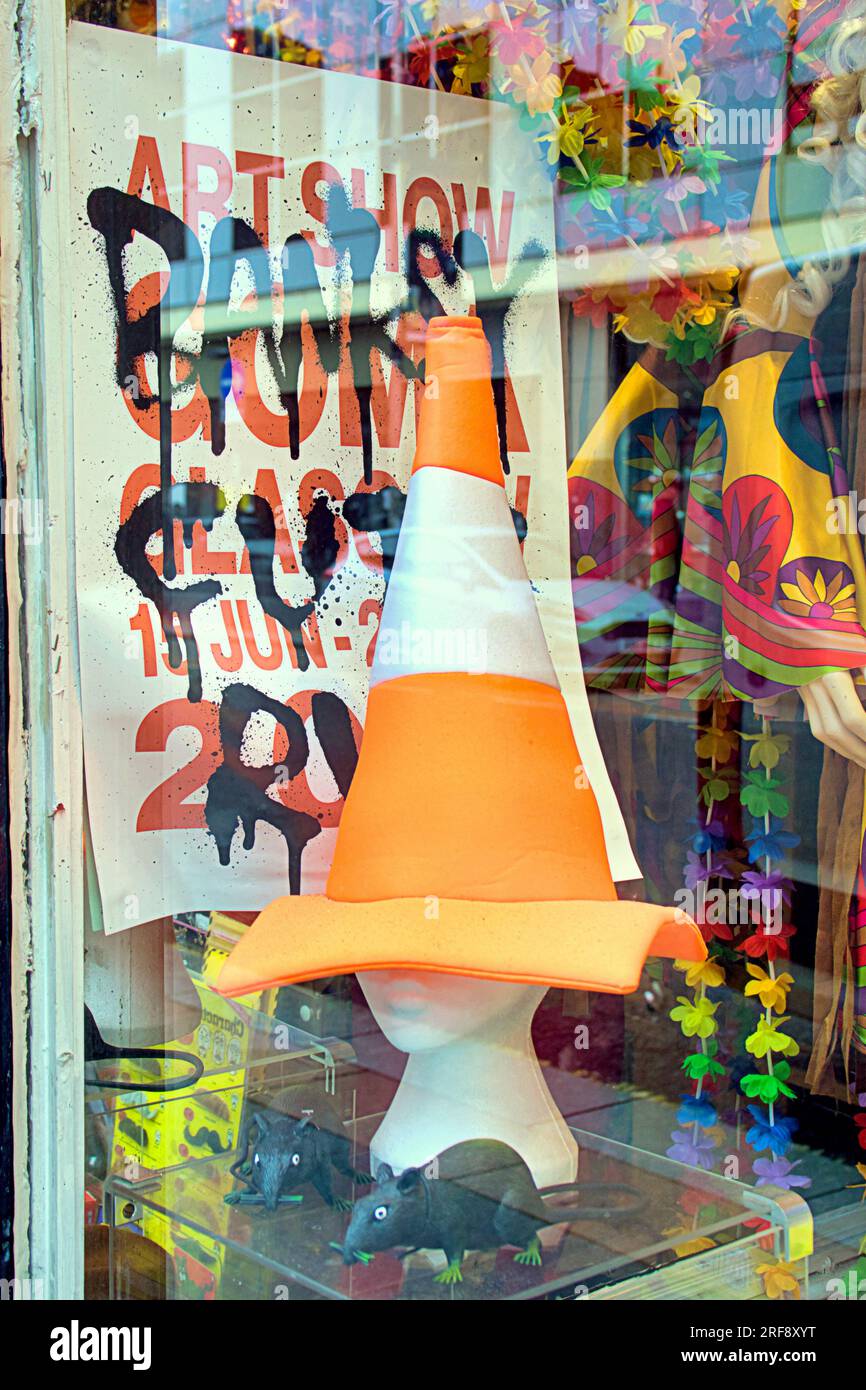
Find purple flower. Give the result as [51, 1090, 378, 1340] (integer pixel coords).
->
[753, 1157, 811, 1191]
[733, 60, 782, 103]
[684, 851, 713, 890]
[700, 68, 731, 105]
[667, 1130, 718, 1169]
[548, 1, 598, 63]
[683, 850, 736, 891]
[740, 868, 792, 910]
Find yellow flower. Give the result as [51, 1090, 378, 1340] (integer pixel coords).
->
[506, 51, 562, 116]
[779, 567, 858, 622]
[432, 0, 488, 31]
[744, 964, 793, 1013]
[451, 35, 489, 93]
[690, 301, 718, 326]
[535, 105, 599, 165]
[745, 1014, 799, 1058]
[662, 1225, 717, 1258]
[667, 74, 713, 129]
[670, 994, 719, 1039]
[755, 1258, 801, 1300]
[695, 725, 737, 761]
[613, 298, 668, 346]
[699, 267, 740, 295]
[279, 40, 321, 65]
[677, 956, 726, 989]
[601, 0, 665, 56]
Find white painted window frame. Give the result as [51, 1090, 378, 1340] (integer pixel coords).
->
[1, 0, 85, 1299]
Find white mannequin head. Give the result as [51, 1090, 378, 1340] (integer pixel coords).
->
[357, 969, 545, 1054]
[356, 968, 578, 1187]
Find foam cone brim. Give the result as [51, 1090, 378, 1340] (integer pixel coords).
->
[215, 897, 706, 997]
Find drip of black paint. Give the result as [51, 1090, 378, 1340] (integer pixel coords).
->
[235, 493, 313, 670]
[204, 683, 321, 894]
[114, 481, 225, 703]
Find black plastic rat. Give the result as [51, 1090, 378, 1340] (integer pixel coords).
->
[342, 1139, 643, 1284]
[227, 1088, 372, 1212]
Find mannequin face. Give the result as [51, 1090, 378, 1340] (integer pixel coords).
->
[357, 969, 544, 1053]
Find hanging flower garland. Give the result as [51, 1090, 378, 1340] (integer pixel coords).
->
[496, 0, 743, 363]
[668, 953, 727, 1172]
[667, 702, 739, 1177]
[667, 705, 811, 1215]
[737, 716, 808, 1190]
[212, 1, 831, 361]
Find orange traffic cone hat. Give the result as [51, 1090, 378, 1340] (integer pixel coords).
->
[217, 316, 705, 998]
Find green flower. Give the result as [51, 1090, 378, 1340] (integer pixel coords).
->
[560, 155, 627, 212]
[682, 1052, 727, 1082]
[681, 145, 734, 188]
[698, 763, 737, 807]
[740, 1063, 795, 1105]
[665, 320, 722, 365]
[740, 771, 789, 819]
[621, 56, 665, 113]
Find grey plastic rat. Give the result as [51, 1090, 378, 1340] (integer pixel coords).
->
[227, 1089, 372, 1211]
[342, 1138, 643, 1284]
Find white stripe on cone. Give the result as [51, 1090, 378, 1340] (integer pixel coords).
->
[371, 466, 558, 689]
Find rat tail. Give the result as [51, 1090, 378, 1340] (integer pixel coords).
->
[538, 1180, 646, 1224]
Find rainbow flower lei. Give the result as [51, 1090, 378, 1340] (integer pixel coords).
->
[213, 0, 824, 363]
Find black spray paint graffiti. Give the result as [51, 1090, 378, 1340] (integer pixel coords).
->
[115, 481, 225, 705]
[235, 492, 314, 668]
[87, 188, 203, 582]
[454, 228, 542, 477]
[115, 483, 330, 701]
[89, 177, 540, 500]
[204, 684, 358, 891]
[92, 176, 541, 890]
[266, 232, 340, 462]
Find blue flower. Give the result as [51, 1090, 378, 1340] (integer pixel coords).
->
[677, 1094, 717, 1127]
[730, 6, 786, 60]
[745, 1105, 797, 1156]
[723, 190, 751, 222]
[745, 817, 800, 864]
[689, 819, 727, 855]
[603, 210, 651, 243]
[626, 117, 680, 152]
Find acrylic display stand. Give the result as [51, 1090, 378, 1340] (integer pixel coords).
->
[91, 971, 818, 1303]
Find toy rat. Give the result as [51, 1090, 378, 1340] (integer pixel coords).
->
[226, 1088, 372, 1212]
[342, 1138, 643, 1284]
